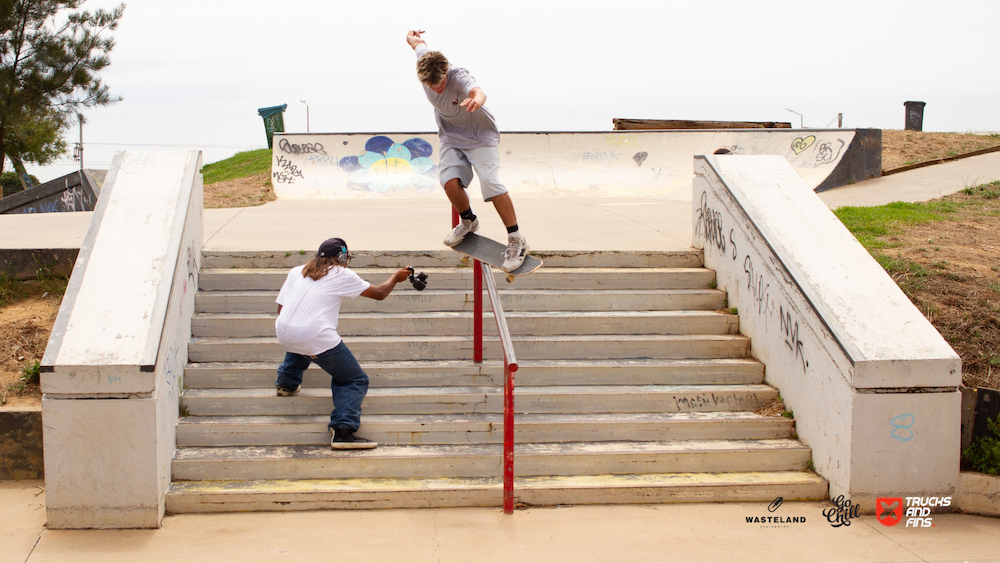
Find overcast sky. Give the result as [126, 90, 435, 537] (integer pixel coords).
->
[20, 0, 1000, 182]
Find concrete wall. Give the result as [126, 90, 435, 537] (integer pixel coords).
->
[0, 248, 79, 280]
[40, 151, 202, 529]
[270, 130, 863, 200]
[691, 155, 961, 509]
[0, 408, 43, 479]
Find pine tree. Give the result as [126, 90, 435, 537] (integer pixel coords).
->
[0, 0, 124, 184]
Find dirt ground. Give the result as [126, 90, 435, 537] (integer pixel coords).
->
[203, 172, 275, 209]
[0, 287, 60, 408]
[872, 183, 1000, 390]
[4, 130, 1000, 409]
[881, 129, 1000, 170]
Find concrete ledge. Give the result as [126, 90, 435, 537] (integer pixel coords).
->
[959, 472, 1000, 517]
[692, 155, 961, 503]
[0, 408, 43, 480]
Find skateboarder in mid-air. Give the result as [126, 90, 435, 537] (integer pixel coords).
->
[406, 30, 530, 273]
[274, 237, 411, 450]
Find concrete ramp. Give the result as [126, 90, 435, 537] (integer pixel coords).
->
[271, 129, 879, 201]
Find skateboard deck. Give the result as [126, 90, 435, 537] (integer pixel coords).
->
[450, 233, 543, 282]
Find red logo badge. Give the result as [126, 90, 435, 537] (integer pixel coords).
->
[877, 497, 903, 526]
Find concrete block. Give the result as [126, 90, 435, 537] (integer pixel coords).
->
[42, 395, 162, 528]
[41, 150, 203, 529]
[959, 472, 1000, 517]
[692, 155, 961, 506]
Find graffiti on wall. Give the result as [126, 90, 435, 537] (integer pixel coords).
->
[12, 186, 95, 214]
[338, 136, 438, 194]
[273, 155, 305, 184]
[790, 136, 816, 155]
[788, 135, 850, 168]
[816, 140, 845, 165]
[695, 189, 811, 373]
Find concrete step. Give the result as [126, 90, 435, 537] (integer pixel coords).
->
[187, 334, 752, 363]
[176, 412, 795, 447]
[171, 439, 811, 481]
[191, 310, 740, 338]
[200, 250, 705, 270]
[181, 384, 777, 416]
[184, 358, 766, 389]
[198, 267, 717, 292]
[166, 471, 828, 512]
[194, 289, 728, 314]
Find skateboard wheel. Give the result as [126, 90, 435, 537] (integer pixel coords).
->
[506, 275, 514, 283]
[460, 256, 470, 266]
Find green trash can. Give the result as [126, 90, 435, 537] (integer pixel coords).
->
[257, 104, 288, 149]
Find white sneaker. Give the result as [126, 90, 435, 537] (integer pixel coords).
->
[502, 235, 530, 272]
[444, 218, 479, 247]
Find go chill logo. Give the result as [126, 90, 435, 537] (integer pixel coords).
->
[877, 496, 951, 527]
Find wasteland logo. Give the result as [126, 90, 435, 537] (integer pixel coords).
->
[745, 497, 807, 528]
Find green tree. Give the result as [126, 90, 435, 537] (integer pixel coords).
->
[1, 168, 38, 196]
[0, 0, 124, 181]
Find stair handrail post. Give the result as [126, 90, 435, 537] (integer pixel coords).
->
[453, 210, 485, 363]
[482, 265, 517, 514]
[474, 259, 483, 363]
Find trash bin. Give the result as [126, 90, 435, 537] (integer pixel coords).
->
[257, 104, 288, 149]
[904, 101, 926, 132]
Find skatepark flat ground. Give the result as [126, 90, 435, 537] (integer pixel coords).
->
[3, 151, 1000, 253]
[4, 480, 1000, 563]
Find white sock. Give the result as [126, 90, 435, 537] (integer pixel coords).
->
[507, 229, 520, 240]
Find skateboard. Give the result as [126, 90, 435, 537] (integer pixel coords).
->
[450, 233, 543, 282]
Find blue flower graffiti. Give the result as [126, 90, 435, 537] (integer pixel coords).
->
[339, 136, 438, 193]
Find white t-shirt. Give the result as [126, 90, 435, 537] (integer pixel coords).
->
[275, 265, 371, 356]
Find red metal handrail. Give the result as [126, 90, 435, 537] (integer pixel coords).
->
[481, 262, 518, 514]
[454, 208, 515, 513]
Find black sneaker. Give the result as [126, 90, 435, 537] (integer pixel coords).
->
[276, 384, 301, 397]
[330, 428, 378, 450]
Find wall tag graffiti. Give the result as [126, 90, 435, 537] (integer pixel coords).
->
[790, 136, 816, 155]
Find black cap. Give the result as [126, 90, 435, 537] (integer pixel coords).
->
[317, 237, 349, 258]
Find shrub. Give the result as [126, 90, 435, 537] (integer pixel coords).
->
[964, 414, 1000, 475]
[1, 171, 40, 197]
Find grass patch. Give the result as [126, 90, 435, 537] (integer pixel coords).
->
[834, 201, 956, 249]
[20, 360, 40, 384]
[202, 149, 271, 185]
[962, 181, 1000, 199]
[0, 273, 20, 306]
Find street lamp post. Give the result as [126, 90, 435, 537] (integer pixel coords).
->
[785, 108, 804, 129]
[300, 100, 310, 133]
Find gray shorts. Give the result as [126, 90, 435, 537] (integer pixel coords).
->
[438, 145, 508, 202]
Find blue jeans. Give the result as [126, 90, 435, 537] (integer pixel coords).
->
[274, 342, 369, 431]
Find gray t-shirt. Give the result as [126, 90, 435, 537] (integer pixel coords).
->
[416, 44, 500, 150]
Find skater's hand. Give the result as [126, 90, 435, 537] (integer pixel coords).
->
[460, 87, 486, 113]
[407, 30, 425, 49]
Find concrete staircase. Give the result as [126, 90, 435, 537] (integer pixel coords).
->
[165, 250, 827, 513]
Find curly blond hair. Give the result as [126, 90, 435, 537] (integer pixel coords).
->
[417, 51, 449, 86]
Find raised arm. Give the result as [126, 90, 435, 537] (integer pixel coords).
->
[361, 267, 412, 301]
